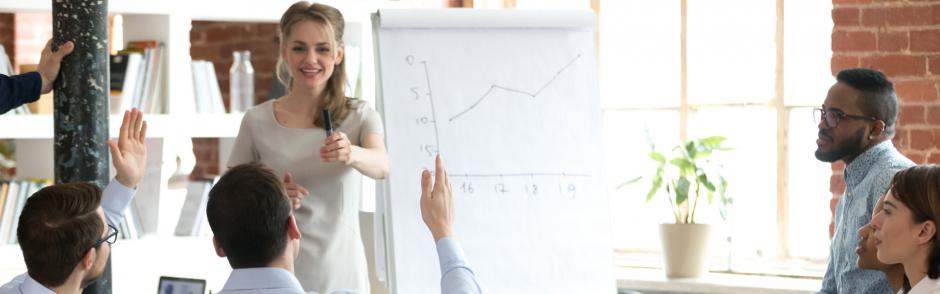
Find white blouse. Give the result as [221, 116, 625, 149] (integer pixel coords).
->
[900, 276, 940, 294]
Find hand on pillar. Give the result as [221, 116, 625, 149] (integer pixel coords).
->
[37, 39, 75, 94]
[110, 108, 148, 188]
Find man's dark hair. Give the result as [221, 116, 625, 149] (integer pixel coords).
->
[207, 163, 292, 268]
[836, 68, 899, 137]
[17, 182, 104, 287]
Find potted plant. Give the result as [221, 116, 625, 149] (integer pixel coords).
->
[621, 135, 732, 278]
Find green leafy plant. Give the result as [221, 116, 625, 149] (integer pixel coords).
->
[620, 135, 732, 224]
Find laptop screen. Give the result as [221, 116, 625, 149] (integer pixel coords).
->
[157, 276, 206, 294]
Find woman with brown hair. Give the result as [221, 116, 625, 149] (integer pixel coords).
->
[857, 195, 906, 293]
[228, 2, 388, 293]
[872, 165, 940, 293]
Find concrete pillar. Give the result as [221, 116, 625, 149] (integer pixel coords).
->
[52, 0, 111, 293]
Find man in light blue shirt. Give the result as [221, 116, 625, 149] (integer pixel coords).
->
[815, 68, 914, 293]
[207, 162, 311, 294]
[209, 154, 480, 294]
[0, 109, 148, 294]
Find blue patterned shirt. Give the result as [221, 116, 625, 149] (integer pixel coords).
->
[818, 141, 914, 294]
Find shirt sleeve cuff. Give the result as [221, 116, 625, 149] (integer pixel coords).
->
[436, 236, 468, 273]
[16, 72, 43, 103]
[101, 178, 137, 227]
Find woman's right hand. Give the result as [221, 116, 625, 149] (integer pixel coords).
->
[283, 172, 309, 209]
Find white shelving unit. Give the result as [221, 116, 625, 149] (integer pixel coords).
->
[0, 1, 403, 292]
[0, 113, 244, 139]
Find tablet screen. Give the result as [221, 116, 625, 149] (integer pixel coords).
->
[157, 276, 206, 294]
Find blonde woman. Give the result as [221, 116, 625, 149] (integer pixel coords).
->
[228, 2, 388, 293]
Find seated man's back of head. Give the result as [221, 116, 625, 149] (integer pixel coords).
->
[208, 163, 306, 294]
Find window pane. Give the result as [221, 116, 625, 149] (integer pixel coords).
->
[599, 0, 681, 108]
[688, 107, 778, 269]
[784, 1, 834, 106]
[688, 0, 776, 105]
[786, 107, 831, 266]
[603, 110, 679, 251]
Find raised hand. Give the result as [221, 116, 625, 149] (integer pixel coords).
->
[109, 108, 147, 188]
[421, 154, 454, 242]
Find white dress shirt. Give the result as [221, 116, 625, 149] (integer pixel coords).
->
[0, 179, 136, 294]
[900, 276, 940, 294]
[218, 267, 308, 294]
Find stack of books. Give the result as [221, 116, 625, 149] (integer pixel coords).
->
[110, 40, 166, 114]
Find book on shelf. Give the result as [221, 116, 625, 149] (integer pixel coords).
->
[0, 45, 12, 76]
[119, 196, 143, 240]
[111, 40, 166, 114]
[0, 179, 52, 245]
[112, 52, 143, 114]
[175, 177, 217, 237]
[110, 53, 131, 90]
[125, 40, 159, 52]
[0, 181, 20, 244]
[0, 184, 7, 233]
[191, 60, 226, 114]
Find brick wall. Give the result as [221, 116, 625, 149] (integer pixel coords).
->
[830, 0, 940, 235]
[831, 0, 940, 190]
[190, 138, 220, 179]
[13, 13, 52, 72]
[189, 21, 279, 178]
[190, 21, 280, 110]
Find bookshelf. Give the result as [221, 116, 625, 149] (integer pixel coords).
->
[0, 113, 244, 138]
[0, 0, 402, 292]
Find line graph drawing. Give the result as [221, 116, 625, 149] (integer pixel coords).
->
[406, 53, 591, 184]
[447, 54, 582, 122]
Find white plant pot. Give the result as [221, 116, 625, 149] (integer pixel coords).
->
[659, 223, 712, 278]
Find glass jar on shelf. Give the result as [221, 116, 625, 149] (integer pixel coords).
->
[229, 50, 255, 113]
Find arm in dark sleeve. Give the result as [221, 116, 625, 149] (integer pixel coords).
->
[0, 72, 42, 115]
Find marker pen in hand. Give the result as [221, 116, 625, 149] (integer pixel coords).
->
[322, 109, 334, 137]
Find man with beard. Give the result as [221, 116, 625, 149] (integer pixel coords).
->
[816, 68, 914, 294]
[0, 109, 147, 294]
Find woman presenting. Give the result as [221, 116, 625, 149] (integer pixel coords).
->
[228, 2, 388, 293]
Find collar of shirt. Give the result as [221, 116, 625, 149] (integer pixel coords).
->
[904, 276, 940, 294]
[845, 140, 895, 188]
[20, 274, 55, 294]
[221, 267, 307, 293]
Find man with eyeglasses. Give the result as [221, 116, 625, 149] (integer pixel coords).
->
[0, 109, 147, 294]
[815, 68, 914, 294]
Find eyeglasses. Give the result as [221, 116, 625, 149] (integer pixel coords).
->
[813, 107, 878, 129]
[90, 224, 119, 249]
